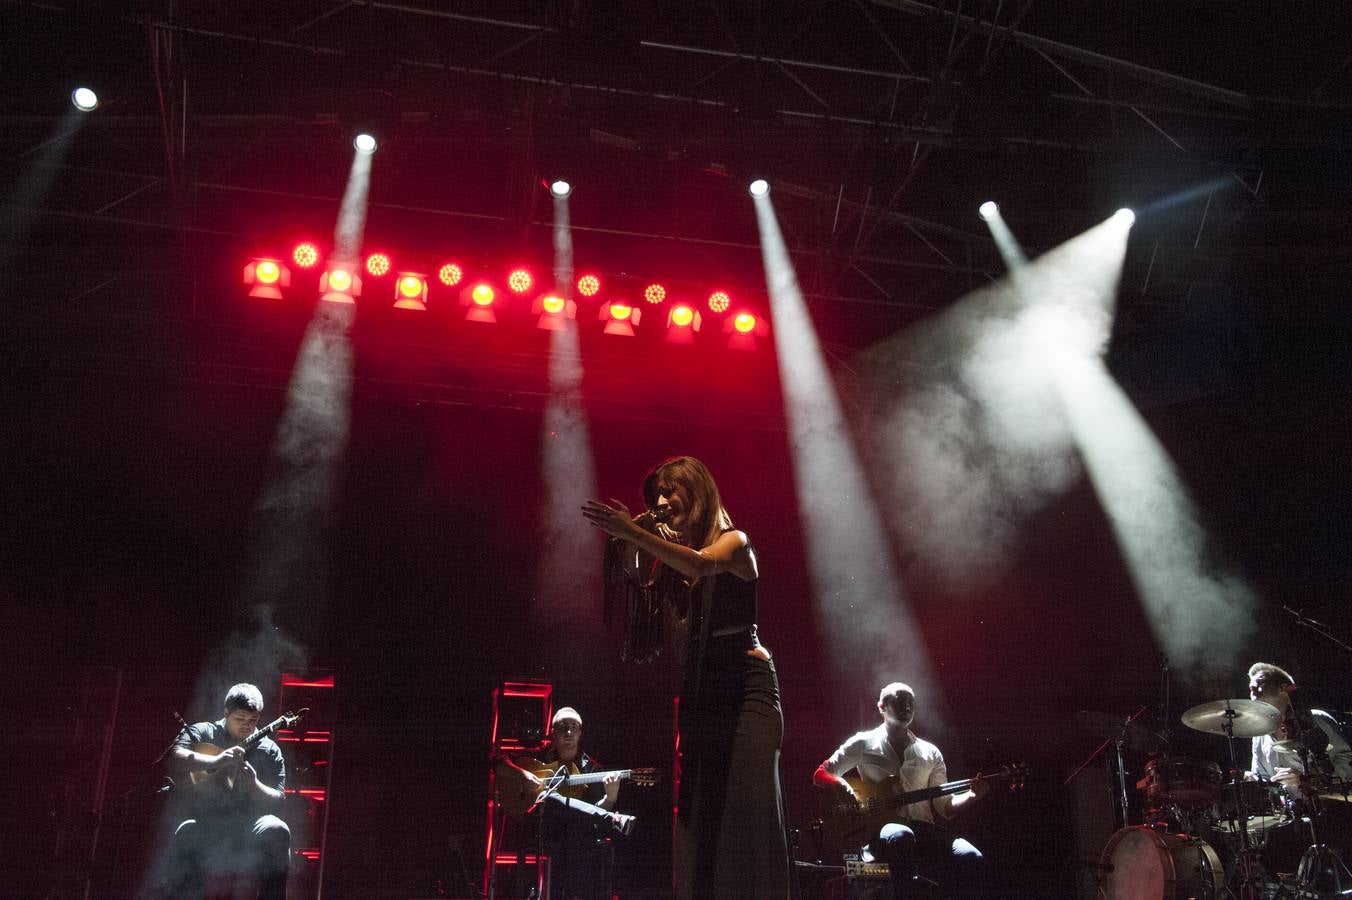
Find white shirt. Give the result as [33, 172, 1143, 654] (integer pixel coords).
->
[821, 723, 951, 824]
[1252, 709, 1352, 785]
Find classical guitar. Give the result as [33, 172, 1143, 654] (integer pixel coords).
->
[186, 709, 307, 793]
[495, 757, 660, 817]
[820, 763, 1027, 853]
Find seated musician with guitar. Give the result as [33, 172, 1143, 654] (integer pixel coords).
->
[813, 682, 989, 898]
[159, 683, 291, 900]
[496, 707, 638, 900]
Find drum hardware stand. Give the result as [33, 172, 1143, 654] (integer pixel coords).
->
[1217, 705, 1271, 900]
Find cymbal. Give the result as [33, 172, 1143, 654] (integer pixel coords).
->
[1076, 709, 1167, 753]
[1181, 699, 1281, 738]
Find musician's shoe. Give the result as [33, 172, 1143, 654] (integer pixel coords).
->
[610, 812, 636, 836]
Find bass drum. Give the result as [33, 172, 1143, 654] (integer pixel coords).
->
[1098, 827, 1223, 899]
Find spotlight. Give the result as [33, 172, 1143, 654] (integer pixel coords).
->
[242, 258, 290, 299]
[576, 274, 601, 297]
[365, 253, 391, 277]
[394, 273, 428, 311]
[600, 301, 640, 337]
[71, 87, 99, 112]
[534, 294, 577, 331]
[438, 262, 463, 287]
[643, 283, 667, 305]
[1114, 208, 1136, 226]
[707, 291, 731, 314]
[507, 268, 534, 294]
[724, 312, 767, 350]
[666, 304, 701, 344]
[978, 201, 999, 221]
[749, 179, 769, 197]
[354, 133, 377, 154]
[292, 242, 320, 269]
[550, 180, 572, 198]
[320, 266, 361, 303]
[461, 282, 498, 323]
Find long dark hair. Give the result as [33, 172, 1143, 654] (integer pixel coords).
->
[641, 456, 734, 551]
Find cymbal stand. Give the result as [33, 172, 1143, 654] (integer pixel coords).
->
[1220, 706, 1267, 900]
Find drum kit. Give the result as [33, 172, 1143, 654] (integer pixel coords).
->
[1084, 697, 1352, 899]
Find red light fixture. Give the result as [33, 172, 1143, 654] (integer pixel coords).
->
[666, 304, 701, 344]
[461, 282, 498, 323]
[394, 273, 428, 311]
[643, 283, 667, 305]
[438, 263, 463, 287]
[707, 291, 731, 314]
[533, 293, 577, 331]
[320, 265, 361, 303]
[724, 310, 768, 350]
[292, 242, 320, 269]
[243, 258, 291, 299]
[365, 253, 391, 277]
[576, 274, 601, 297]
[507, 268, 533, 294]
[600, 301, 641, 336]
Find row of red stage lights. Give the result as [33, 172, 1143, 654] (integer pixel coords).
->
[288, 241, 739, 314]
[243, 247, 770, 346]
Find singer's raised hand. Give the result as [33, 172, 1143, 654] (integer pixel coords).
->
[582, 498, 639, 540]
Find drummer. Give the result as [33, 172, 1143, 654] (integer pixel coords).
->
[1244, 662, 1352, 795]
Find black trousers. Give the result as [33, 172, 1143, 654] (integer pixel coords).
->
[159, 812, 290, 899]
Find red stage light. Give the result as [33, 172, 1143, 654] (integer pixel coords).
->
[600, 301, 640, 336]
[733, 312, 757, 333]
[320, 266, 361, 303]
[666, 304, 702, 344]
[508, 269, 533, 294]
[243, 258, 290, 299]
[365, 253, 391, 277]
[724, 310, 767, 350]
[292, 242, 320, 269]
[534, 294, 576, 331]
[576, 274, 600, 297]
[707, 291, 731, 313]
[438, 263, 463, 286]
[644, 283, 667, 304]
[394, 273, 428, 311]
[462, 283, 498, 322]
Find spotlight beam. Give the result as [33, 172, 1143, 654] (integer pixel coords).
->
[754, 191, 941, 707]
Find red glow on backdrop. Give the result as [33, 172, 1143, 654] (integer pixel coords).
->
[292, 242, 319, 269]
[365, 253, 391, 277]
[394, 273, 428, 311]
[438, 262, 463, 286]
[243, 258, 290, 299]
[644, 283, 667, 304]
[507, 269, 533, 294]
[576, 274, 600, 297]
[707, 291, 731, 313]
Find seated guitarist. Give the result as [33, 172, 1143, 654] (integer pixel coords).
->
[813, 682, 988, 898]
[497, 707, 622, 899]
[159, 683, 290, 900]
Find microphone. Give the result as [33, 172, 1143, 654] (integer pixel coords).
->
[172, 709, 191, 733]
[636, 507, 674, 525]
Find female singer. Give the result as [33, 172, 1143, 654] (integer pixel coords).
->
[583, 456, 789, 899]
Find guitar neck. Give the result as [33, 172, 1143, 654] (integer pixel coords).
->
[544, 768, 634, 787]
[891, 777, 977, 808]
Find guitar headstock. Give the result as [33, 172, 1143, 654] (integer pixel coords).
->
[985, 762, 1029, 792]
[280, 708, 308, 729]
[630, 768, 661, 787]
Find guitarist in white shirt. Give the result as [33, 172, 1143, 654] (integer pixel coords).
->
[813, 682, 989, 898]
[158, 683, 291, 899]
[497, 707, 624, 899]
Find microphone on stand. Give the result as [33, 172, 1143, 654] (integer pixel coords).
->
[171, 709, 191, 735]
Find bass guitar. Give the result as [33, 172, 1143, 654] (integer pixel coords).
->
[495, 757, 659, 817]
[820, 763, 1027, 854]
[186, 709, 307, 794]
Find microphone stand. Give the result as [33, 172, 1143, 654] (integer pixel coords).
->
[1282, 690, 1352, 893]
[1064, 705, 1148, 830]
[1283, 605, 1352, 655]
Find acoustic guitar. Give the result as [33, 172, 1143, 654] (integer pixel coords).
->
[820, 763, 1027, 854]
[186, 709, 306, 794]
[495, 757, 659, 817]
